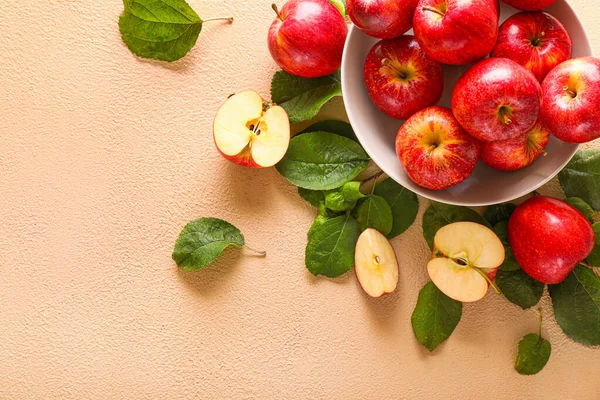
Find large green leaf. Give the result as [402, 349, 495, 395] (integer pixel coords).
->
[496, 269, 544, 309]
[276, 132, 370, 190]
[422, 202, 490, 249]
[411, 282, 463, 352]
[374, 178, 419, 239]
[172, 218, 244, 271]
[565, 197, 595, 224]
[586, 223, 600, 267]
[515, 333, 551, 376]
[559, 150, 600, 210]
[271, 70, 342, 123]
[299, 120, 357, 142]
[355, 195, 393, 236]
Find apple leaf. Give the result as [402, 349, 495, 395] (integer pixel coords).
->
[411, 282, 463, 352]
[271, 70, 342, 124]
[559, 150, 600, 210]
[308, 202, 341, 238]
[565, 197, 595, 224]
[172, 218, 245, 271]
[549, 265, 600, 346]
[299, 120, 358, 142]
[324, 181, 365, 213]
[515, 333, 551, 376]
[355, 195, 393, 236]
[484, 203, 516, 227]
[374, 178, 419, 239]
[496, 269, 544, 309]
[585, 223, 600, 267]
[276, 131, 370, 190]
[298, 188, 324, 207]
[305, 214, 361, 278]
[422, 202, 491, 249]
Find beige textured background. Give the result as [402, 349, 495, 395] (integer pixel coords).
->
[1, 0, 599, 399]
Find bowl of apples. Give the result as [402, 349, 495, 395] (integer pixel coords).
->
[342, 0, 597, 206]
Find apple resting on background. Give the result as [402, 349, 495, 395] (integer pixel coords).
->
[355, 229, 399, 298]
[508, 196, 595, 284]
[541, 57, 600, 143]
[452, 58, 542, 142]
[428, 222, 504, 302]
[413, 0, 499, 65]
[481, 119, 550, 171]
[364, 35, 444, 121]
[501, 0, 556, 11]
[491, 11, 572, 83]
[213, 91, 290, 168]
[268, 0, 348, 78]
[395, 106, 481, 191]
[348, 0, 419, 39]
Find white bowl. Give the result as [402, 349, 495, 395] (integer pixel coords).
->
[342, 1, 592, 206]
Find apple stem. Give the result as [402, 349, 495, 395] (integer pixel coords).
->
[498, 106, 513, 125]
[272, 4, 283, 21]
[563, 86, 577, 98]
[382, 59, 407, 79]
[203, 16, 234, 23]
[532, 190, 541, 196]
[244, 245, 267, 256]
[531, 142, 548, 156]
[474, 267, 502, 295]
[538, 309, 544, 339]
[421, 6, 445, 17]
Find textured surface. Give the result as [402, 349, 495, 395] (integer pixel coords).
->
[1, 0, 600, 399]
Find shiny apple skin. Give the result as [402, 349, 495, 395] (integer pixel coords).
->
[413, 0, 499, 65]
[348, 0, 419, 39]
[481, 119, 550, 171]
[396, 106, 481, 190]
[508, 196, 595, 284]
[502, 0, 556, 11]
[452, 58, 542, 142]
[364, 36, 444, 120]
[541, 57, 600, 143]
[491, 12, 572, 83]
[268, 0, 348, 78]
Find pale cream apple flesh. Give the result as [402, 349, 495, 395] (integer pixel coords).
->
[428, 222, 505, 302]
[213, 90, 290, 168]
[355, 229, 399, 298]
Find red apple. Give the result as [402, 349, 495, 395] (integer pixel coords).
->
[509, 196, 595, 284]
[364, 35, 444, 120]
[502, 0, 556, 11]
[491, 12, 572, 83]
[396, 106, 481, 190]
[541, 57, 600, 143]
[413, 0, 499, 65]
[481, 119, 550, 171]
[452, 58, 542, 142]
[268, 0, 348, 78]
[348, 0, 419, 39]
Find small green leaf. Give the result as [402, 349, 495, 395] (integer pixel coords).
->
[586, 223, 600, 267]
[172, 218, 245, 271]
[305, 215, 361, 278]
[411, 282, 463, 352]
[339, 181, 365, 202]
[549, 265, 600, 346]
[565, 197, 595, 224]
[496, 268, 544, 309]
[276, 132, 370, 190]
[484, 203, 517, 226]
[559, 150, 600, 210]
[493, 221, 510, 246]
[324, 182, 365, 212]
[298, 187, 324, 207]
[355, 195, 393, 236]
[271, 70, 342, 124]
[299, 120, 357, 142]
[374, 178, 419, 239]
[422, 202, 490, 249]
[515, 334, 551, 375]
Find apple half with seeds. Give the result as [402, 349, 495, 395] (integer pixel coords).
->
[428, 222, 505, 302]
[213, 90, 290, 168]
[355, 229, 399, 298]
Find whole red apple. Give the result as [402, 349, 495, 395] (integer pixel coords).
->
[508, 196, 595, 284]
[348, 0, 419, 39]
[502, 0, 556, 11]
[396, 106, 481, 190]
[413, 0, 499, 65]
[268, 0, 348, 78]
[364, 35, 444, 120]
[481, 119, 550, 171]
[541, 57, 600, 143]
[452, 58, 542, 142]
[491, 12, 572, 82]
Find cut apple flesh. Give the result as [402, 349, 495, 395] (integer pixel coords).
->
[355, 229, 399, 298]
[213, 90, 290, 168]
[428, 222, 505, 302]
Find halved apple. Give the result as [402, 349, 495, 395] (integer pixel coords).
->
[355, 229, 399, 298]
[428, 222, 505, 302]
[213, 90, 290, 168]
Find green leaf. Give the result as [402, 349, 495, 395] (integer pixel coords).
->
[496, 269, 544, 309]
[276, 131, 370, 190]
[493, 221, 520, 272]
[355, 195, 393, 236]
[549, 265, 600, 346]
[172, 217, 244, 271]
[559, 150, 600, 210]
[411, 282, 463, 352]
[298, 187, 324, 207]
[271, 70, 342, 124]
[484, 203, 516, 226]
[374, 178, 419, 239]
[324, 181, 365, 212]
[119, 0, 208, 62]
[308, 202, 340, 238]
[565, 197, 595, 224]
[299, 120, 358, 142]
[305, 215, 361, 278]
[586, 223, 600, 267]
[493, 220, 510, 246]
[515, 334, 551, 376]
[422, 202, 490, 249]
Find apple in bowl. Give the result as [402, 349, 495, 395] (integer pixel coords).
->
[501, 0, 556, 11]
[348, 0, 419, 39]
